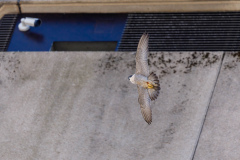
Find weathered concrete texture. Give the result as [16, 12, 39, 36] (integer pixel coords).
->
[0, 0, 16, 8]
[0, 0, 17, 9]
[20, 0, 83, 3]
[20, 0, 185, 3]
[14, 1, 240, 14]
[0, 0, 17, 4]
[194, 52, 240, 160]
[18, 0, 240, 2]
[17, 0, 207, 3]
[0, 52, 223, 160]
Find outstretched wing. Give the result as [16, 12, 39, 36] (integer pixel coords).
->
[137, 85, 152, 124]
[136, 33, 149, 77]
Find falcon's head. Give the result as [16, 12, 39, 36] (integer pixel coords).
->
[128, 74, 136, 84]
[128, 75, 132, 80]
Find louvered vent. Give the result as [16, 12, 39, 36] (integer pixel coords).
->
[0, 14, 18, 51]
[118, 13, 240, 51]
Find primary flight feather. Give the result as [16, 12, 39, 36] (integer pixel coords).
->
[128, 33, 160, 124]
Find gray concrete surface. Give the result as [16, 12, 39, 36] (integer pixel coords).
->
[19, 0, 169, 3]
[17, 0, 240, 3]
[0, 0, 15, 9]
[19, 0, 83, 3]
[0, 52, 223, 160]
[0, 0, 17, 4]
[0, 0, 17, 7]
[194, 52, 240, 160]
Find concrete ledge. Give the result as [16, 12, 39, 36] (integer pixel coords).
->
[0, 4, 19, 19]
[0, 0, 17, 5]
[1, 1, 240, 18]
[20, 0, 194, 4]
[20, 1, 240, 13]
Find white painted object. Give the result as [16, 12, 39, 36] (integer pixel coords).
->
[18, 17, 41, 32]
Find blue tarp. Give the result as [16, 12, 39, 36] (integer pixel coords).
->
[8, 14, 127, 51]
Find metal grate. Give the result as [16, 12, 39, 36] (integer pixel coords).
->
[0, 14, 18, 51]
[118, 13, 240, 51]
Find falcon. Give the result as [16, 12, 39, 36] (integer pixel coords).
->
[128, 33, 160, 125]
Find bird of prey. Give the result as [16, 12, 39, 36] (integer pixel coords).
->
[128, 33, 160, 125]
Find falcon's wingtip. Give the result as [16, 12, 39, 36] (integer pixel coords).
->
[146, 119, 152, 125]
[142, 32, 149, 39]
[141, 107, 152, 125]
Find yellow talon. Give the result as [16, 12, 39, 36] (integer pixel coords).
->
[147, 82, 154, 89]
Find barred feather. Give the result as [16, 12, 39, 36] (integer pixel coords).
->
[148, 72, 160, 101]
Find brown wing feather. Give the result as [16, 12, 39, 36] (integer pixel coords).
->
[136, 33, 149, 77]
[148, 72, 160, 101]
[137, 86, 152, 124]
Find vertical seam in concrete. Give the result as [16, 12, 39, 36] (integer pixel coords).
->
[190, 52, 225, 160]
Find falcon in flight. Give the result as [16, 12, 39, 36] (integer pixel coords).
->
[128, 33, 160, 125]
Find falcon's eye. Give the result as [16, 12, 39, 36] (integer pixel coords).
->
[128, 75, 132, 80]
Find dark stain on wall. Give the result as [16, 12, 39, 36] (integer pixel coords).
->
[224, 52, 240, 70]
[97, 52, 221, 79]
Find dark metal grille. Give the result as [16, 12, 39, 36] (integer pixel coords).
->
[0, 14, 18, 51]
[118, 13, 240, 51]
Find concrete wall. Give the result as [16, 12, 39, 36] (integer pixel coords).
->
[194, 52, 240, 160]
[2, 1, 240, 19]
[0, 51, 228, 159]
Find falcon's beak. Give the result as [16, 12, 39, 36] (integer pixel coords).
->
[128, 75, 132, 80]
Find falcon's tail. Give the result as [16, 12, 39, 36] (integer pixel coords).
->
[147, 72, 160, 101]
